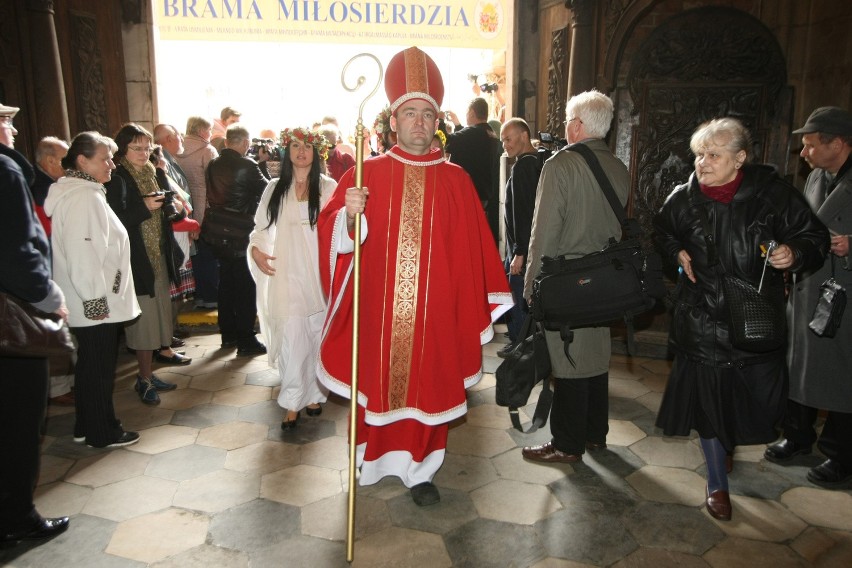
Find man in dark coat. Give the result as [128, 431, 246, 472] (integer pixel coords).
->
[445, 97, 502, 240]
[0, 101, 70, 545]
[498, 117, 542, 352]
[766, 106, 852, 488]
[205, 124, 269, 355]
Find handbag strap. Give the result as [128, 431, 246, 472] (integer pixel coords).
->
[508, 314, 553, 433]
[566, 143, 629, 233]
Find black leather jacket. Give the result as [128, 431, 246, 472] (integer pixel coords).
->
[205, 148, 268, 215]
[654, 164, 829, 366]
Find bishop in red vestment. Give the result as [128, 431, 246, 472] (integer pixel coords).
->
[317, 47, 511, 505]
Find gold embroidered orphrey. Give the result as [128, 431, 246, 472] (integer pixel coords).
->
[387, 164, 426, 408]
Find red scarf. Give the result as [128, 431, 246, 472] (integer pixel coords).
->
[699, 169, 743, 204]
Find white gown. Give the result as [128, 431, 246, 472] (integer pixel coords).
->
[248, 176, 336, 411]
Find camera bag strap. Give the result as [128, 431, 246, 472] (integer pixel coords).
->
[563, 143, 639, 355]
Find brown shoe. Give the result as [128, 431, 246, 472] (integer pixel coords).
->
[705, 489, 732, 521]
[585, 441, 607, 452]
[49, 391, 75, 406]
[522, 442, 582, 463]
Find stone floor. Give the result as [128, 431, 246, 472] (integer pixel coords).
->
[2, 324, 852, 567]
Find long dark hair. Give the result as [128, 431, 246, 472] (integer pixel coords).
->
[265, 143, 323, 229]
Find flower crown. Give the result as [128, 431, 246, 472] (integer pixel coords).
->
[373, 106, 392, 135]
[434, 129, 447, 147]
[280, 127, 330, 161]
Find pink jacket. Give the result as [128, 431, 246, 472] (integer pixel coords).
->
[175, 134, 218, 225]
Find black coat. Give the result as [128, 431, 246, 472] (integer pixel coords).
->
[104, 165, 184, 297]
[504, 152, 541, 259]
[654, 164, 829, 366]
[0, 144, 54, 306]
[446, 123, 498, 205]
[205, 148, 268, 215]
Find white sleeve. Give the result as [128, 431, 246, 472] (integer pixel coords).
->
[334, 206, 368, 254]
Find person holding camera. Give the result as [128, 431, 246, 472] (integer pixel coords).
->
[445, 97, 502, 242]
[105, 123, 191, 406]
[205, 124, 269, 356]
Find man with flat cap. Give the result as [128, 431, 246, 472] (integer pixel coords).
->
[317, 47, 511, 506]
[765, 106, 852, 488]
[0, 101, 71, 544]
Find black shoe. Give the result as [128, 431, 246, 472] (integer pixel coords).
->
[410, 482, 440, 506]
[764, 438, 812, 464]
[170, 336, 186, 348]
[87, 431, 140, 449]
[496, 343, 515, 359]
[305, 404, 322, 417]
[237, 341, 267, 356]
[154, 351, 192, 365]
[221, 339, 238, 349]
[807, 459, 852, 488]
[281, 412, 299, 431]
[1, 512, 69, 543]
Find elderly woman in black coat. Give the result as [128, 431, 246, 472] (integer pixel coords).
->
[105, 123, 191, 406]
[653, 117, 829, 521]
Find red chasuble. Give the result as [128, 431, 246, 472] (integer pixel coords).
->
[317, 146, 512, 427]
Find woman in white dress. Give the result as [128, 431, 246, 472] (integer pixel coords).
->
[249, 127, 335, 430]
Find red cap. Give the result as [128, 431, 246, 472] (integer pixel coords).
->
[384, 47, 444, 114]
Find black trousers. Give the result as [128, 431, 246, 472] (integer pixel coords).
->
[0, 356, 48, 531]
[783, 399, 852, 470]
[71, 323, 122, 446]
[550, 373, 609, 454]
[217, 255, 258, 346]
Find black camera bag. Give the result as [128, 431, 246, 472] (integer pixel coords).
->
[530, 144, 665, 358]
[200, 207, 255, 260]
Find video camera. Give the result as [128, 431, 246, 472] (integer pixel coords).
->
[480, 82, 499, 93]
[538, 131, 568, 151]
[249, 138, 278, 160]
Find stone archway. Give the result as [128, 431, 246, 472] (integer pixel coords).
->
[625, 6, 792, 239]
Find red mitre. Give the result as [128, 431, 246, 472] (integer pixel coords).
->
[384, 47, 444, 114]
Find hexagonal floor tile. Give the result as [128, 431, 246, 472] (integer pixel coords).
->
[128, 424, 199, 455]
[106, 507, 209, 564]
[197, 420, 269, 450]
[189, 371, 246, 391]
[211, 384, 271, 407]
[34, 481, 92, 517]
[261, 464, 342, 506]
[301, 492, 391, 541]
[351, 526, 451, 568]
[630, 436, 704, 469]
[712, 494, 807, 542]
[702, 536, 804, 568]
[146, 443, 227, 481]
[790, 526, 852, 566]
[157, 387, 213, 410]
[626, 465, 705, 506]
[471, 478, 561, 524]
[447, 423, 517, 458]
[224, 440, 301, 474]
[209, 498, 300, 552]
[780, 486, 852, 531]
[608, 419, 647, 447]
[64, 448, 150, 487]
[82, 475, 178, 521]
[434, 452, 500, 492]
[173, 469, 260, 513]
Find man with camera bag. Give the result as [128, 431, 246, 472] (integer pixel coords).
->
[521, 90, 629, 464]
[765, 107, 852, 488]
[204, 125, 269, 356]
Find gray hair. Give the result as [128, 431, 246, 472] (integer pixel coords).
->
[225, 124, 249, 145]
[565, 90, 614, 139]
[35, 136, 69, 165]
[690, 117, 751, 161]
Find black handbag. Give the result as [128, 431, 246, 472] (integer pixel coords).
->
[693, 201, 786, 352]
[495, 315, 553, 432]
[809, 254, 846, 337]
[530, 143, 666, 357]
[0, 291, 75, 358]
[200, 207, 255, 259]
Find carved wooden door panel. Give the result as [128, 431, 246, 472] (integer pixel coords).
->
[54, 0, 128, 136]
[536, 1, 571, 139]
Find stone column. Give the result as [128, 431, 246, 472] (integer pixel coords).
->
[26, 0, 70, 140]
[565, 0, 596, 97]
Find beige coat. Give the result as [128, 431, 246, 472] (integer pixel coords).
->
[175, 134, 218, 226]
[524, 139, 630, 378]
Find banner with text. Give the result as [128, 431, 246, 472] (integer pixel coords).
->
[155, 1, 506, 48]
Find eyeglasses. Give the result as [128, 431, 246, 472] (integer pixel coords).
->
[128, 145, 154, 154]
[0, 116, 13, 126]
[564, 117, 582, 125]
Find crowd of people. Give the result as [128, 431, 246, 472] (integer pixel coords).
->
[1, 43, 850, 547]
